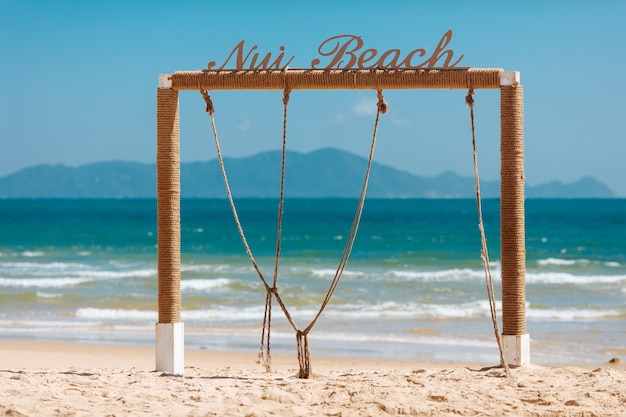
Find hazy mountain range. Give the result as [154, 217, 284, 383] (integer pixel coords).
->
[0, 148, 615, 199]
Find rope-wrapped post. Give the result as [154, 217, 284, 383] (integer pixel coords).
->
[155, 78, 184, 374]
[499, 72, 529, 365]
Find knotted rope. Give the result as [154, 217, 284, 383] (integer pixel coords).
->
[259, 85, 292, 371]
[296, 330, 310, 379]
[199, 86, 385, 378]
[293, 89, 387, 378]
[466, 88, 511, 377]
[199, 86, 295, 371]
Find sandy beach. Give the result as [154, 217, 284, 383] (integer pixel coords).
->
[0, 340, 624, 417]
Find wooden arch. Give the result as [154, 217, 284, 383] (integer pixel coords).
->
[155, 68, 528, 374]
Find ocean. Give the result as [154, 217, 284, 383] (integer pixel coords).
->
[0, 198, 624, 366]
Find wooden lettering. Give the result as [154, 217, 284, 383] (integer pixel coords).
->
[208, 41, 294, 71]
[268, 46, 295, 70]
[421, 30, 464, 68]
[400, 48, 427, 69]
[309, 31, 464, 70]
[206, 30, 465, 71]
[375, 49, 402, 69]
[310, 34, 364, 69]
[357, 48, 378, 69]
[208, 40, 254, 70]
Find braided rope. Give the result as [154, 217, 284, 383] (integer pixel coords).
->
[199, 87, 385, 378]
[292, 89, 386, 378]
[304, 89, 386, 334]
[199, 87, 300, 373]
[296, 330, 310, 379]
[261, 86, 291, 371]
[195, 81, 522, 377]
[466, 89, 510, 377]
[200, 89, 268, 291]
[273, 87, 290, 289]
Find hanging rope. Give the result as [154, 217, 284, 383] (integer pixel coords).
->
[292, 89, 386, 378]
[200, 86, 505, 377]
[200, 88, 268, 290]
[199, 87, 386, 378]
[199, 87, 297, 372]
[304, 89, 386, 333]
[466, 88, 511, 377]
[259, 86, 292, 371]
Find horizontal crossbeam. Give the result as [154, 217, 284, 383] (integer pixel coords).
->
[161, 68, 515, 91]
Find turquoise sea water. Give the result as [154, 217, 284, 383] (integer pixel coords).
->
[0, 198, 624, 365]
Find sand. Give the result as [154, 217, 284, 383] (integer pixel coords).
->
[1, 340, 624, 417]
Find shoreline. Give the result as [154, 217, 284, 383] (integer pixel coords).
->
[0, 338, 476, 372]
[2, 338, 625, 417]
[2, 337, 624, 370]
[2, 334, 622, 369]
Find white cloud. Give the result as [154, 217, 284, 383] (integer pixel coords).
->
[235, 116, 251, 132]
[352, 97, 377, 117]
[391, 117, 410, 128]
[335, 113, 347, 124]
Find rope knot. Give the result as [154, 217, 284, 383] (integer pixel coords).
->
[295, 330, 310, 379]
[282, 88, 291, 106]
[200, 89, 214, 115]
[465, 88, 475, 108]
[376, 90, 388, 114]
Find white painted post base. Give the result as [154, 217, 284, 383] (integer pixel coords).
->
[502, 334, 530, 366]
[155, 322, 185, 375]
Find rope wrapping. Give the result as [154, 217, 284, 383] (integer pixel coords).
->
[156, 88, 181, 324]
[500, 84, 526, 336]
[175, 68, 503, 91]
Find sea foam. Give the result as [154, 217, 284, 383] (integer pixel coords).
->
[181, 278, 232, 291]
[526, 306, 623, 321]
[21, 251, 45, 257]
[0, 261, 156, 281]
[537, 257, 589, 266]
[0, 277, 92, 288]
[386, 269, 487, 282]
[76, 308, 157, 321]
[526, 272, 626, 285]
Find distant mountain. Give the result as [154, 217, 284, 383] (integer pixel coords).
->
[525, 177, 615, 198]
[0, 161, 155, 199]
[0, 148, 616, 199]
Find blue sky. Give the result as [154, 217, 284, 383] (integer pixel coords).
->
[1, 1, 625, 196]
